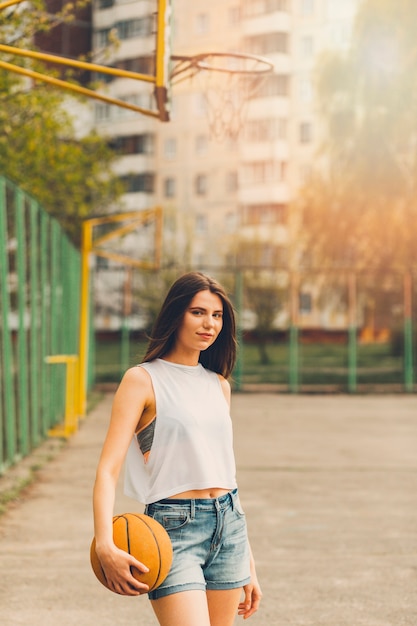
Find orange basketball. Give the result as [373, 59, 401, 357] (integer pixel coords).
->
[90, 513, 173, 592]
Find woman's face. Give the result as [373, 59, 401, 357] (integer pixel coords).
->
[175, 290, 224, 354]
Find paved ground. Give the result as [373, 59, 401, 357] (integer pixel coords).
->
[0, 393, 416, 626]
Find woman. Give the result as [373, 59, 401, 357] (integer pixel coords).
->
[93, 272, 262, 626]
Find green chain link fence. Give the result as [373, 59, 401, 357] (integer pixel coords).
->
[0, 177, 81, 473]
[92, 266, 416, 394]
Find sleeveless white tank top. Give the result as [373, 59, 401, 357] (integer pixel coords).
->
[124, 359, 237, 504]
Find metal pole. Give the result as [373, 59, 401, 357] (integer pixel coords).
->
[403, 272, 414, 392]
[234, 270, 244, 391]
[78, 221, 93, 416]
[29, 200, 41, 447]
[0, 178, 16, 466]
[15, 190, 30, 455]
[289, 273, 299, 393]
[121, 267, 133, 376]
[348, 273, 357, 393]
[39, 210, 50, 435]
[49, 220, 62, 427]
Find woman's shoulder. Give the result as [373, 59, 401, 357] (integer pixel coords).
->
[120, 363, 153, 388]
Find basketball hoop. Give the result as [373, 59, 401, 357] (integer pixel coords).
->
[170, 52, 274, 142]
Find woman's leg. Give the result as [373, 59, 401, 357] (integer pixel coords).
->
[151, 588, 242, 626]
[151, 590, 211, 626]
[207, 588, 243, 626]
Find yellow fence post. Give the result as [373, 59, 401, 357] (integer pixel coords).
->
[46, 355, 79, 438]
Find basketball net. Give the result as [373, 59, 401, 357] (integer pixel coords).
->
[171, 53, 273, 142]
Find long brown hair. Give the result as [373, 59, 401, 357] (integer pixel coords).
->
[142, 272, 236, 378]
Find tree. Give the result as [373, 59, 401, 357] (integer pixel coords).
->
[234, 239, 286, 365]
[0, 2, 122, 246]
[296, 0, 417, 273]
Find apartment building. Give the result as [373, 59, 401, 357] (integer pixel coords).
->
[30, 0, 356, 327]
[90, 0, 358, 274]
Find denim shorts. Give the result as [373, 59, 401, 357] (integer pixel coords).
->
[144, 489, 251, 600]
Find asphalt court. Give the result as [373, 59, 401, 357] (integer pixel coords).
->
[0, 393, 416, 625]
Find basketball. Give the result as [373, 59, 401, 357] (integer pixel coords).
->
[90, 513, 173, 592]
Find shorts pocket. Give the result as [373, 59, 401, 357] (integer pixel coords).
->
[234, 495, 246, 517]
[147, 508, 190, 532]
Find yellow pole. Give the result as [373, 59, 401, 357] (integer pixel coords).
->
[156, 0, 168, 90]
[46, 355, 79, 438]
[0, 0, 24, 9]
[78, 221, 92, 417]
[0, 43, 155, 83]
[155, 0, 170, 121]
[0, 59, 161, 118]
[77, 209, 163, 414]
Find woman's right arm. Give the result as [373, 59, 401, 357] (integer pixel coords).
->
[92, 366, 153, 595]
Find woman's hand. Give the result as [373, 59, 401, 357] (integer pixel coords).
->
[96, 544, 150, 596]
[238, 576, 262, 619]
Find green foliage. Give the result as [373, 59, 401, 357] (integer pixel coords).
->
[0, 3, 123, 246]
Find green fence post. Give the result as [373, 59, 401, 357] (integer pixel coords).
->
[121, 267, 132, 377]
[289, 273, 299, 393]
[348, 273, 357, 393]
[39, 209, 50, 435]
[49, 219, 63, 428]
[234, 269, 243, 391]
[16, 189, 30, 456]
[289, 325, 299, 392]
[0, 178, 17, 466]
[29, 199, 41, 447]
[403, 272, 414, 392]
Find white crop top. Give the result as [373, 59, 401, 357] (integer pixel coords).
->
[124, 359, 237, 504]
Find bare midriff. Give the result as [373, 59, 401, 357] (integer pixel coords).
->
[168, 487, 230, 500]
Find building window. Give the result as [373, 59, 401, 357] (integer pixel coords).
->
[300, 122, 313, 143]
[299, 292, 312, 314]
[243, 32, 289, 55]
[195, 213, 208, 233]
[243, 0, 288, 16]
[195, 174, 208, 195]
[241, 204, 287, 225]
[300, 35, 314, 58]
[95, 28, 111, 48]
[109, 134, 155, 155]
[245, 117, 287, 141]
[244, 161, 286, 184]
[164, 137, 177, 159]
[256, 74, 290, 98]
[117, 17, 153, 40]
[225, 212, 238, 233]
[195, 134, 209, 156]
[298, 76, 313, 102]
[195, 13, 210, 35]
[95, 102, 111, 122]
[121, 173, 155, 193]
[300, 0, 315, 15]
[164, 177, 176, 198]
[98, 0, 114, 9]
[116, 93, 154, 118]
